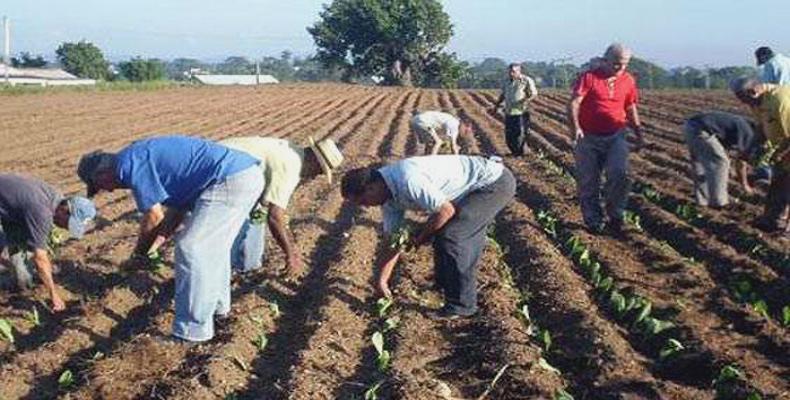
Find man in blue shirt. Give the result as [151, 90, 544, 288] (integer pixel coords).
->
[341, 155, 515, 318]
[77, 135, 264, 343]
[756, 46, 790, 85]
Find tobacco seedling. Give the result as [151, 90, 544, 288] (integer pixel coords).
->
[537, 357, 560, 374]
[537, 328, 552, 352]
[609, 290, 627, 318]
[751, 300, 769, 319]
[375, 297, 393, 318]
[24, 306, 40, 327]
[714, 364, 743, 385]
[641, 317, 675, 336]
[623, 211, 643, 231]
[253, 332, 268, 352]
[382, 317, 400, 333]
[516, 304, 533, 334]
[371, 331, 391, 371]
[147, 250, 167, 273]
[249, 205, 267, 224]
[596, 276, 614, 293]
[388, 226, 413, 252]
[58, 369, 74, 389]
[0, 319, 14, 343]
[364, 380, 385, 400]
[268, 302, 281, 318]
[554, 389, 575, 400]
[675, 203, 701, 221]
[782, 306, 790, 327]
[659, 338, 684, 360]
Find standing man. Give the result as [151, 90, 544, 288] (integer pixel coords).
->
[219, 136, 344, 275]
[567, 43, 644, 234]
[77, 135, 264, 343]
[341, 155, 515, 319]
[409, 111, 471, 156]
[0, 174, 96, 311]
[755, 46, 790, 85]
[683, 111, 762, 208]
[493, 63, 538, 156]
[730, 78, 790, 235]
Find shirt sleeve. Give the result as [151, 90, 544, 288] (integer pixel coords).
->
[626, 78, 639, 108]
[127, 154, 169, 212]
[571, 72, 590, 98]
[526, 76, 538, 100]
[382, 202, 405, 234]
[403, 173, 448, 213]
[22, 206, 53, 250]
[262, 166, 299, 209]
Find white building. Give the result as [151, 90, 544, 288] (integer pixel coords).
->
[0, 63, 96, 86]
[191, 73, 278, 86]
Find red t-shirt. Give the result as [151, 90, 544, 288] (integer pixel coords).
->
[572, 69, 639, 135]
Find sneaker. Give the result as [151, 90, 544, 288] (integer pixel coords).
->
[432, 306, 476, 320]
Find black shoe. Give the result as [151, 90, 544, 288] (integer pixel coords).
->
[432, 306, 476, 320]
[607, 220, 626, 238]
[587, 222, 606, 235]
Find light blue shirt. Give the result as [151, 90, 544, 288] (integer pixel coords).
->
[760, 53, 790, 85]
[378, 155, 504, 233]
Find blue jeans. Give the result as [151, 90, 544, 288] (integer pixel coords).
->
[574, 130, 631, 228]
[171, 166, 264, 342]
[231, 219, 266, 273]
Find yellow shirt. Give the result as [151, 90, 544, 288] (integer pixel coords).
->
[220, 136, 304, 209]
[755, 84, 790, 171]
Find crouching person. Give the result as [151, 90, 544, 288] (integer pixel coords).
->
[77, 135, 263, 343]
[683, 111, 762, 208]
[341, 155, 516, 319]
[0, 174, 96, 311]
[219, 136, 344, 276]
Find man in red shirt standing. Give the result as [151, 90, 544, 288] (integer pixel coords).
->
[567, 43, 645, 235]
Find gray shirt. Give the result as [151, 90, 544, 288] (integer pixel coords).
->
[378, 155, 504, 233]
[0, 174, 61, 250]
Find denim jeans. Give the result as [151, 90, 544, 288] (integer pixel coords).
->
[574, 130, 631, 228]
[684, 123, 730, 207]
[0, 225, 35, 290]
[433, 168, 516, 315]
[171, 165, 264, 342]
[231, 219, 266, 273]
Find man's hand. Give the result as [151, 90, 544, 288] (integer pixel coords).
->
[743, 183, 755, 196]
[50, 291, 66, 312]
[285, 252, 304, 277]
[632, 127, 645, 152]
[377, 275, 392, 298]
[572, 128, 584, 146]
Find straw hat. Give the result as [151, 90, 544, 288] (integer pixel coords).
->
[309, 137, 344, 183]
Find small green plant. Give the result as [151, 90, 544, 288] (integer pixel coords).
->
[0, 319, 15, 343]
[714, 364, 743, 385]
[371, 331, 391, 371]
[364, 380, 385, 400]
[751, 300, 769, 319]
[382, 317, 400, 333]
[253, 332, 268, 352]
[249, 205, 267, 224]
[782, 305, 790, 327]
[675, 203, 701, 221]
[375, 297, 393, 318]
[642, 186, 663, 202]
[58, 369, 74, 389]
[147, 250, 167, 272]
[388, 226, 413, 252]
[623, 210, 642, 231]
[24, 306, 40, 326]
[641, 317, 675, 336]
[537, 328, 552, 352]
[536, 210, 558, 238]
[609, 290, 627, 317]
[659, 338, 685, 360]
[268, 302, 281, 318]
[554, 388, 575, 400]
[515, 304, 533, 334]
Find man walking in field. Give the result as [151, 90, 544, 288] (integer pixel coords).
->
[730, 77, 790, 235]
[341, 155, 515, 319]
[77, 135, 264, 343]
[683, 111, 762, 208]
[410, 111, 471, 155]
[493, 63, 538, 156]
[219, 136, 344, 276]
[0, 174, 96, 311]
[755, 46, 790, 85]
[567, 43, 645, 235]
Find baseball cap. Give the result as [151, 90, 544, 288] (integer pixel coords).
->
[66, 196, 97, 239]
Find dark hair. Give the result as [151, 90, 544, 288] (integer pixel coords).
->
[341, 167, 383, 198]
[508, 63, 521, 70]
[755, 46, 774, 59]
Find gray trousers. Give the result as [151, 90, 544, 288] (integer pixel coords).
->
[433, 168, 516, 315]
[0, 224, 35, 290]
[684, 123, 730, 207]
[574, 130, 631, 227]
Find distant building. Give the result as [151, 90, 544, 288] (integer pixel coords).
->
[0, 63, 96, 86]
[191, 73, 279, 86]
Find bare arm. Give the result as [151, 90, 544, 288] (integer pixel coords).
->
[31, 249, 65, 311]
[133, 203, 166, 255]
[626, 104, 645, 150]
[376, 248, 401, 297]
[736, 159, 754, 194]
[267, 203, 303, 274]
[413, 202, 456, 247]
[567, 94, 585, 141]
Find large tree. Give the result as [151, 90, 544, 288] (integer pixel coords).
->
[11, 52, 47, 68]
[118, 57, 166, 82]
[307, 0, 453, 86]
[55, 41, 109, 80]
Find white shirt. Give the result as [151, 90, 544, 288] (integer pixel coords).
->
[411, 111, 461, 140]
[760, 53, 790, 85]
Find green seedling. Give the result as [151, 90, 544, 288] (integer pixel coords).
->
[751, 300, 769, 319]
[364, 380, 385, 400]
[566, 236, 584, 257]
[371, 331, 391, 371]
[746, 393, 763, 400]
[642, 186, 663, 202]
[623, 211, 643, 231]
[659, 338, 685, 360]
[596, 276, 614, 293]
[577, 249, 591, 266]
[516, 304, 533, 334]
[714, 364, 743, 385]
[268, 302, 281, 318]
[536, 210, 558, 238]
[147, 250, 167, 273]
[609, 290, 627, 317]
[0, 319, 15, 343]
[537, 328, 552, 352]
[232, 354, 248, 371]
[382, 316, 400, 333]
[58, 369, 74, 389]
[253, 332, 268, 352]
[48, 227, 69, 254]
[24, 306, 40, 327]
[554, 389, 575, 400]
[782, 305, 790, 327]
[641, 317, 675, 336]
[634, 300, 652, 325]
[675, 203, 701, 221]
[249, 206, 267, 224]
[537, 357, 560, 374]
[375, 297, 393, 318]
[388, 226, 413, 252]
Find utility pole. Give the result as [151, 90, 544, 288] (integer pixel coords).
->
[3, 16, 9, 85]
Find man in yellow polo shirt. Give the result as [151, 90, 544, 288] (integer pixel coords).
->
[220, 136, 344, 275]
[730, 77, 790, 235]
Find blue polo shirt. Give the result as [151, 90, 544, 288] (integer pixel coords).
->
[116, 135, 259, 211]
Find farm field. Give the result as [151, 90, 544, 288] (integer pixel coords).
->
[0, 83, 787, 400]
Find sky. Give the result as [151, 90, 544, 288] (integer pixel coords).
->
[2, 0, 789, 67]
